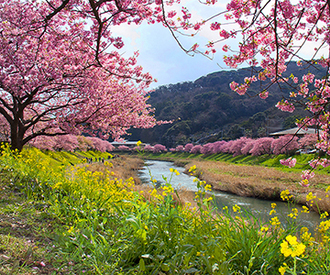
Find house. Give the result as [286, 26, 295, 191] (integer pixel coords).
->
[111, 140, 147, 148]
[269, 127, 318, 138]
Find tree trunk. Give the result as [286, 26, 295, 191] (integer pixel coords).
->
[10, 119, 24, 152]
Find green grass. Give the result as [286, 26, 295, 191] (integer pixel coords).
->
[138, 151, 330, 175]
[0, 169, 60, 274]
[0, 146, 329, 274]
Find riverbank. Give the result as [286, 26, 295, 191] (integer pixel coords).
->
[129, 152, 330, 213]
[1, 148, 330, 274]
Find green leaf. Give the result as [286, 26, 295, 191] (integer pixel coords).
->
[139, 258, 146, 271]
[184, 268, 200, 273]
[161, 263, 170, 272]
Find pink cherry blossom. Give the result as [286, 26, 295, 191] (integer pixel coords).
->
[280, 157, 297, 168]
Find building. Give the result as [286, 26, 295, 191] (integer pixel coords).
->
[269, 127, 318, 138]
[111, 140, 147, 148]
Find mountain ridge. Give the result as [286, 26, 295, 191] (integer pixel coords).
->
[128, 62, 326, 147]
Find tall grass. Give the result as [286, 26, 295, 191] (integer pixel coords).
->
[0, 145, 329, 274]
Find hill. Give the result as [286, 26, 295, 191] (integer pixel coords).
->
[128, 62, 326, 147]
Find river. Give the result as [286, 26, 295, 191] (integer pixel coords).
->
[138, 160, 322, 231]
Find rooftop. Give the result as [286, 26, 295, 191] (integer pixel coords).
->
[269, 127, 318, 136]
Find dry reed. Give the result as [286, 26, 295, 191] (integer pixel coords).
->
[184, 160, 330, 212]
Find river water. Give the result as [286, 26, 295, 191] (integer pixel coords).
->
[138, 160, 322, 231]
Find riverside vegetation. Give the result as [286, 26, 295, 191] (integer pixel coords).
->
[0, 145, 330, 274]
[140, 151, 330, 213]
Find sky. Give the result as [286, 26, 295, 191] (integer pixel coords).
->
[112, 1, 232, 88]
[111, 0, 325, 89]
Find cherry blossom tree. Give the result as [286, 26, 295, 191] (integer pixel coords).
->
[54, 135, 80, 152]
[184, 143, 194, 152]
[77, 136, 94, 151]
[271, 135, 299, 155]
[221, 140, 235, 154]
[156, 0, 330, 179]
[175, 145, 184, 152]
[241, 139, 256, 155]
[88, 137, 114, 152]
[29, 136, 57, 151]
[118, 145, 130, 151]
[0, 0, 170, 151]
[200, 143, 214, 155]
[190, 145, 202, 154]
[230, 137, 253, 156]
[298, 134, 318, 150]
[152, 144, 167, 153]
[211, 140, 227, 154]
[249, 137, 274, 156]
[143, 144, 154, 152]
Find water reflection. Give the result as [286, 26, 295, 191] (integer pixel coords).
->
[139, 160, 321, 231]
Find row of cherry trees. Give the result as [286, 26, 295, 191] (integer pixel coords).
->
[114, 134, 317, 156]
[176, 135, 317, 156]
[29, 135, 115, 153]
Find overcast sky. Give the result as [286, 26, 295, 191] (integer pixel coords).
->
[111, 1, 323, 89]
[112, 1, 232, 88]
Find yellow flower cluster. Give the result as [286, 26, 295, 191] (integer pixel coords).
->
[260, 226, 269, 233]
[306, 192, 316, 202]
[270, 216, 281, 227]
[169, 168, 180, 175]
[269, 209, 276, 215]
[318, 219, 330, 235]
[287, 208, 298, 219]
[300, 227, 315, 246]
[280, 189, 293, 202]
[188, 165, 196, 174]
[301, 205, 309, 213]
[320, 211, 329, 220]
[279, 264, 287, 275]
[161, 185, 174, 196]
[280, 235, 306, 258]
[233, 204, 241, 213]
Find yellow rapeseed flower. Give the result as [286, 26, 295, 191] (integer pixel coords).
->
[260, 226, 269, 232]
[269, 209, 276, 215]
[188, 165, 196, 173]
[287, 208, 298, 219]
[280, 235, 306, 258]
[279, 265, 287, 275]
[205, 184, 212, 191]
[302, 205, 309, 213]
[280, 190, 293, 201]
[233, 204, 241, 213]
[320, 211, 329, 219]
[318, 220, 330, 234]
[306, 192, 316, 202]
[270, 216, 281, 227]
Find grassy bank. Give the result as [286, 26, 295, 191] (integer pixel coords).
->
[1, 147, 330, 274]
[136, 152, 330, 213]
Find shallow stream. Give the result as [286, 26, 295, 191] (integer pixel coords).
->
[138, 160, 322, 231]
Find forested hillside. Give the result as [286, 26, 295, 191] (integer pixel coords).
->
[128, 62, 326, 147]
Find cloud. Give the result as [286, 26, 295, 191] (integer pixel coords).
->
[111, 1, 234, 87]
